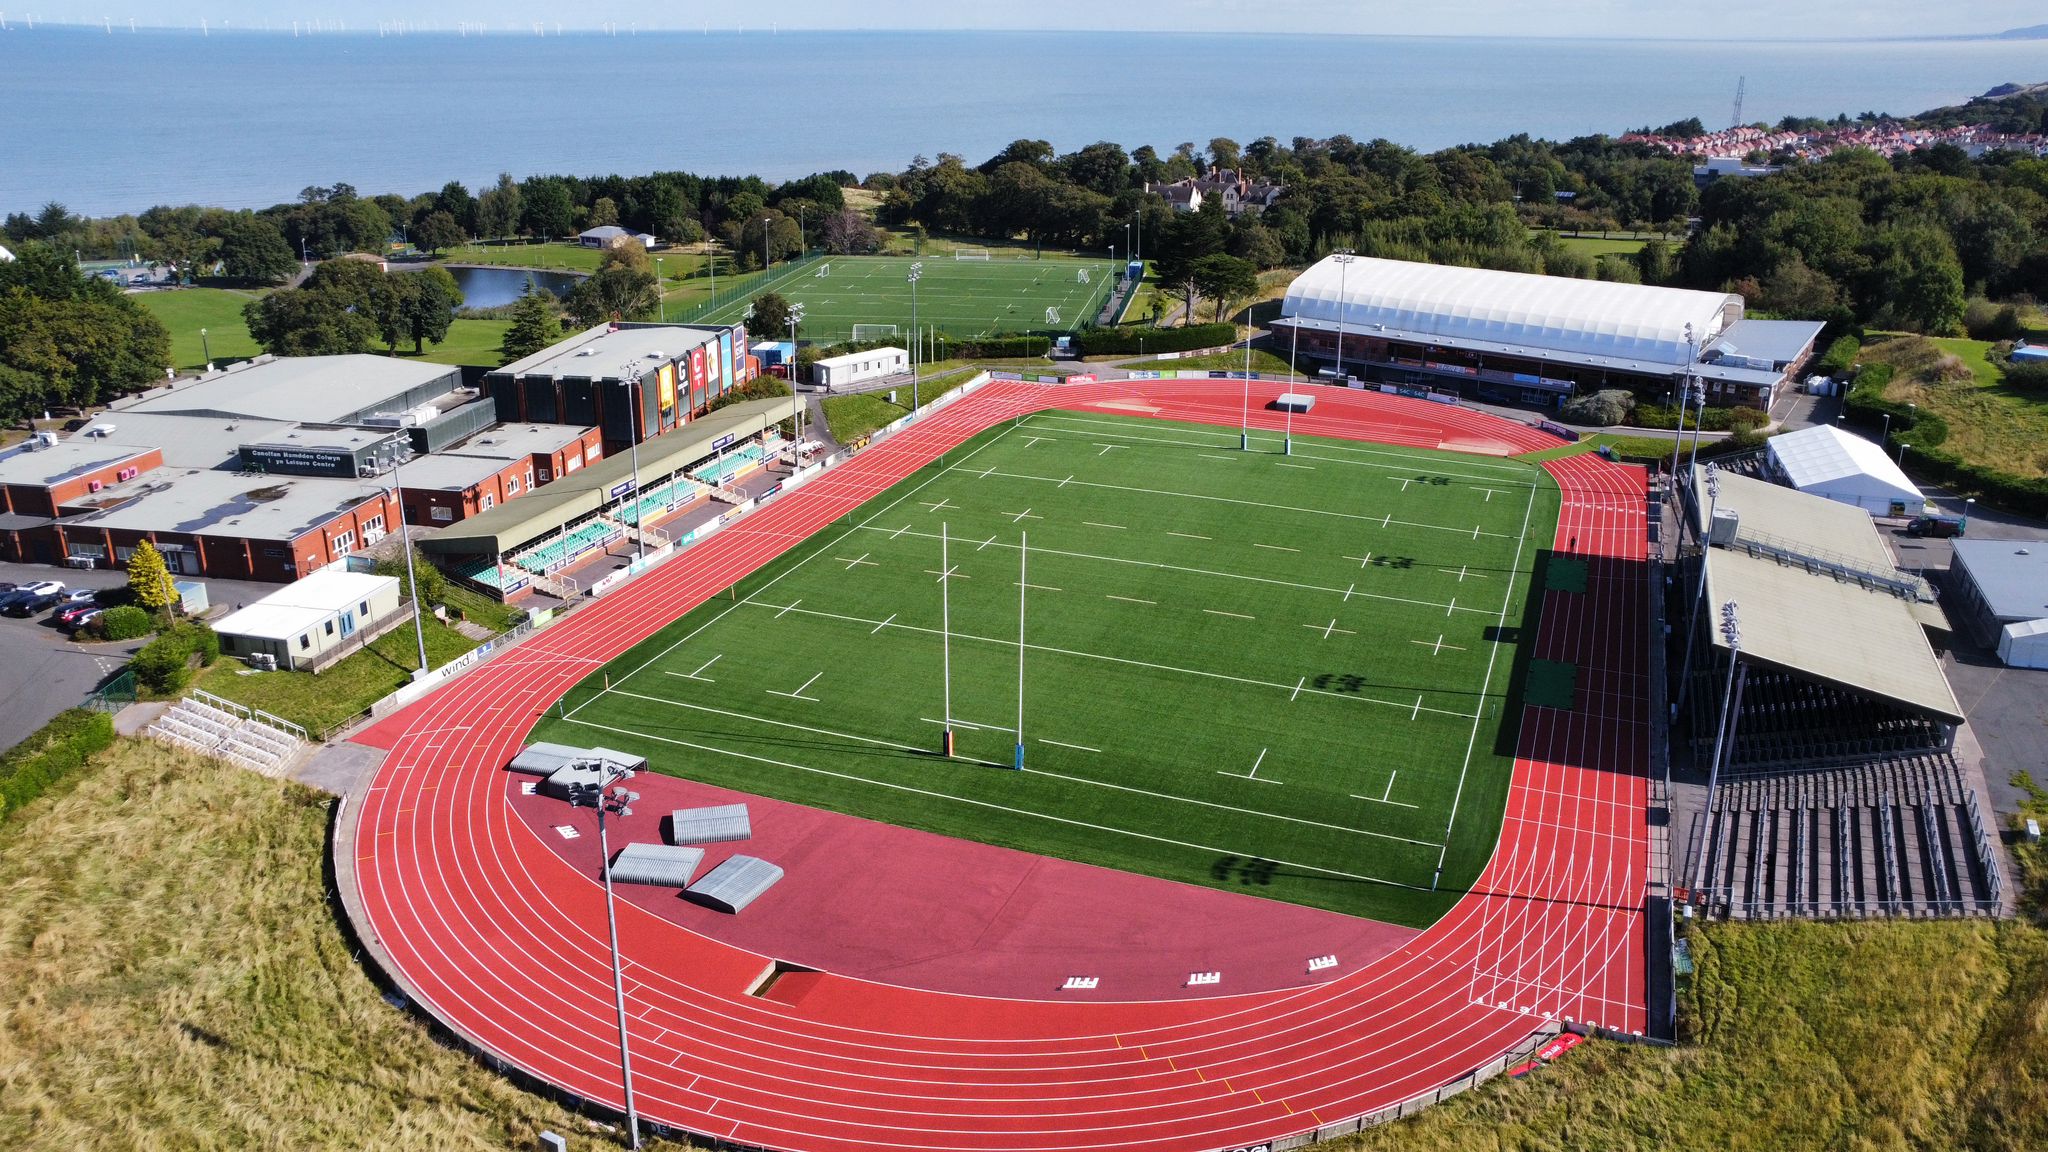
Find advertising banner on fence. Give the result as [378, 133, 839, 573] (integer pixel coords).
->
[1065, 373, 1097, 385]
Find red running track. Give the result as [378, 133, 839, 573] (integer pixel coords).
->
[347, 379, 1650, 1152]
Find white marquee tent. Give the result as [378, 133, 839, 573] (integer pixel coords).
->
[1766, 424, 1924, 515]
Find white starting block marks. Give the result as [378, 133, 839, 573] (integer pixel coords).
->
[1187, 971, 1221, 987]
[1307, 954, 1339, 973]
[1061, 976, 1100, 991]
[553, 825, 580, 840]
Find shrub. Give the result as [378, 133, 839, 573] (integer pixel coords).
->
[1963, 298, 2025, 342]
[130, 636, 194, 696]
[375, 547, 446, 608]
[174, 622, 221, 667]
[1727, 406, 1769, 434]
[1560, 388, 1635, 426]
[2004, 360, 2048, 390]
[95, 604, 153, 642]
[0, 708, 115, 823]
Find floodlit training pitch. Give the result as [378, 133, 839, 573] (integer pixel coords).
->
[540, 410, 1561, 926]
[686, 254, 1122, 342]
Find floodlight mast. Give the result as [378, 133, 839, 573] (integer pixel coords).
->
[616, 364, 646, 561]
[939, 520, 954, 758]
[1673, 463, 1720, 716]
[569, 761, 643, 1149]
[1691, 603, 1743, 904]
[1014, 531, 1027, 771]
[787, 303, 806, 455]
[908, 262, 924, 411]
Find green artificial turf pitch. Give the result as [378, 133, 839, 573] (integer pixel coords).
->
[539, 411, 1562, 926]
[685, 254, 1121, 342]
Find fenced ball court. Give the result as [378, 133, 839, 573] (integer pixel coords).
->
[540, 410, 1561, 926]
[683, 254, 1121, 344]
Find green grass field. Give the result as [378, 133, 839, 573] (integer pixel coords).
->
[537, 410, 1559, 926]
[682, 254, 1121, 343]
[136, 287, 267, 370]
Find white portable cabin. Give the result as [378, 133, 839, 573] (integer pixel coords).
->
[810, 347, 908, 390]
[1766, 424, 1925, 516]
[214, 570, 403, 671]
[1998, 619, 2048, 670]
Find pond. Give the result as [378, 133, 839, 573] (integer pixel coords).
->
[399, 264, 582, 311]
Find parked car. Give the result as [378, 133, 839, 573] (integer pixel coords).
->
[63, 606, 104, 632]
[0, 580, 62, 614]
[1904, 515, 1965, 538]
[53, 597, 105, 627]
[5, 589, 68, 616]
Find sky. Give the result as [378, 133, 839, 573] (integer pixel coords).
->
[6, 2, 2043, 40]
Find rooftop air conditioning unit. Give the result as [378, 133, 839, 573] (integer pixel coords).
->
[33, 431, 58, 448]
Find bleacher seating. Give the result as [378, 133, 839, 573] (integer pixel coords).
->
[614, 476, 705, 527]
[452, 556, 506, 590]
[147, 697, 304, 778]
[691, 442, 766, 485]
[513, 520, 623, 576]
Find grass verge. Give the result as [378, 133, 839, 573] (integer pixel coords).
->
[191, 617, 481, 736]
[136, 286, 267, 370]
[0, 738, 690, 1150]
[1868, 334, 2048, 478]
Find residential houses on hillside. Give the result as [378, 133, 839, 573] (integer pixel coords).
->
[1144, 168, 1286, 217]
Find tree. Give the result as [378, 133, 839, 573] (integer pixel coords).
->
[128, 540, 176, 618]
[565, 260, 658, 326]
[1191, 254, 1259, 323]
[521, 178, 576, 239]
[411, 210, 466, 255]
[747, 292, 796, 341]
[821, 209, 880, 254]
[242, 279, 378, 355]
[0, 243, 170, 420]
[218, 216, 298, 283]
[499, 283, 563, 365]
[375, 266, 462, 353]
[587, 196, 621, 228]
[475, 172, 522, 239]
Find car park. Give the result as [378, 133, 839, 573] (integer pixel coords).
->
[4, 588, 68, 616]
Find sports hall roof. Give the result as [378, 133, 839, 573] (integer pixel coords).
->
[494, 321, 727, 382]
[1950, 539, 2048, 623]
[419, 398, 785, 557]
[1279, 254, 1743, 369]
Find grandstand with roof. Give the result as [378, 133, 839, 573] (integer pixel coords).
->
[1269, 255, 1824, 410]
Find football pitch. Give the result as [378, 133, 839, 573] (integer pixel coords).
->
[688, 254, 1121, 342]
[539, 411, 1562, 927]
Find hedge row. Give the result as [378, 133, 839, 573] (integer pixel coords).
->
[1815, 334, 1860, 378]
[0, 708, 116, 824]
[940, 334, 1050, 360]
[1072, 323, 1237, 357]
[1842, 362, 2048, 516]
[1630, 403, 1767, 433]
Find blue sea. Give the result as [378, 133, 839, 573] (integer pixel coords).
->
[2, 27, 2042, 216]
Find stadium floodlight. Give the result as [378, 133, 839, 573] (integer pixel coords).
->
[1331, 250, 1356, 381]
[786, 303, 807, 449]
[1673, 463, 1720, 717]
[654, 257, 665, 322]
[908, 262, 923, 411]
[1670, 324, 1695, 486]
[375, 444, 430, 680]
[615, 364, 647, 561]
[567, 760, 644, 1150]
[1692, 602, 1743, 903]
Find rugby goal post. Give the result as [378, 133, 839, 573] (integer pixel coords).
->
[1044, 307, 1062, 326]
[851, 323, 899, 343]
[954, 247, 992, 261]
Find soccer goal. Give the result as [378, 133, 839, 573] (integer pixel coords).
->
[815, 262, 831, 278]
[1076, 268, 1091, 284]
[954, 247, 992, 262]
[851, 323, 899, 343]
[1044, 307, 1062, 326]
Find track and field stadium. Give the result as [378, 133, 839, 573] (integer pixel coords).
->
[342, 376, 1650, 1152]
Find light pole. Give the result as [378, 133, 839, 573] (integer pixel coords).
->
[1241, 334, 1252, 451]
[381, 445, 430, 679]
[1962, 497, 1975, 532]
[1289, 318, 1300, 384]
[1898, 442, 1910, 467]
[1670, 324, 1694, 483]
[1686, 377, 1707, 464]
[1331, 249, 1356, 381]
[199, 327, 210, 366]
[1692, 602, 1743, 905]
[1880, 411, 1890, 445]
[908, 262, 923, 410]
[760, 214, 773, 273]
[567, 761, 643, 1151]
[787, 303, 805, 458]
[1674, 463, 1719, 717]
[615, 365, 646, 561]
[654, 257, 665, 322]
